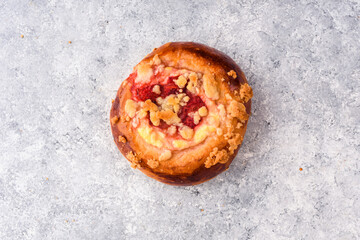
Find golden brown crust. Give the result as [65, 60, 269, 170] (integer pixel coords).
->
[110, 42, 252, 186]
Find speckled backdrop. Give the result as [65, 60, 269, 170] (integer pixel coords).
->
[0, 0, 359, 239]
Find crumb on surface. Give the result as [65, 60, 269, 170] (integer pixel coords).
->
[205, 147, 229, 168]
[125, 99, 138, 118]
[227, 70, 237, 79]
[167, 126, 177, 135]
[203, 74, 219, 100]
[193, 112, 201, 125]
[147, 159, 159, 169]
[198, 106, 208, 117]
[118, 136, 127, 143]
[159, 150, 172, 161]
[20, 34, 24, 38]
[239, 83, 253, 103]
[127, 151, 141, 169]
[174, 75, 187, 88]
[110, 116, 119, 125]
[152, 85, 161, 94]
[179, 126, 194, 140]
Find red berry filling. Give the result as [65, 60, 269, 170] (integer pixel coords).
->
[131, 78, 180, 102]
[178, 94, 205, 128]
[130, 75, 206, 130]
[160, 80, 179, 97]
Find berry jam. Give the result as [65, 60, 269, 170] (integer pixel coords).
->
[130, 75, 205, 129]
[178, 93, 205, 128]
[132, 79, 180, 102]
[135, 84, 159, 102]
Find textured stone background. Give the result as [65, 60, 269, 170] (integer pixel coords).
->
[1, 0, 359, 239]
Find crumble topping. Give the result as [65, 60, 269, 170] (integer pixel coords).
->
[203, 74, 219, 100]
[227, 133, 243, 154]
[126, 151, 141, 169]
[198, 106, 208, 117]
[152, 109, 181, 126]
[205, 147, 229, 168]
[240, 83, 253, 103]
[227, 101, 249, 121]
[120, 116, 127, 123]
[147, 159, 159, 169]
[143, 99, 158, 112]
[179, 126, 194, 140]
[149, 111, 160, 126]
[136, 63, 153, 83]
[193, 112, 201, 125]
[227, 70, 237, 79]
[167, 126, 177, 135]
[152, 85, 161, 94]
[174, 75, 187, 88]
[125, 99, 138, 118]
[110, 116, 119, 125]
[186, 72, 198, 93]
[159, 150, 172, 161]
[118, 136, 127, 143]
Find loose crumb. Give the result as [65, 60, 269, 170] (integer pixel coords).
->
[200, 209, 204, 212]
[227, 70, 237, 79]
[118, 136, 127, 143]
[20, 34, 24, 38]
[152, 85, 161, 94]
[147, 159, 159, 169]
[112, 99, 115, 103]
[159, 150, 172, 161]
[299, 168, 303, 171]
[110, 116, 119, 125]
[68, 41, 72, 44]
[45, 177, 49, 181]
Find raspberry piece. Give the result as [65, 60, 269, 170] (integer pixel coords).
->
[133, 84, 159, 102]
[178, 94, 205, 128]
[161, 80, 179, 97]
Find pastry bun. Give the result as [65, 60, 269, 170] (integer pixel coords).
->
[110, 42, 252, 186]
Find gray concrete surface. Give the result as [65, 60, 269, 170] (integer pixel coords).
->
[0, 0, 359, 239]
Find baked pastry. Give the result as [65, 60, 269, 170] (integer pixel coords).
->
[110, 42, 253, 186]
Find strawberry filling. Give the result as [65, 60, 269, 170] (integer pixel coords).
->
[130, 75, 206, 130]
[178, 94, 205, 128]
[132, 77, 180, 102]
[134, 84, 160, 102]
